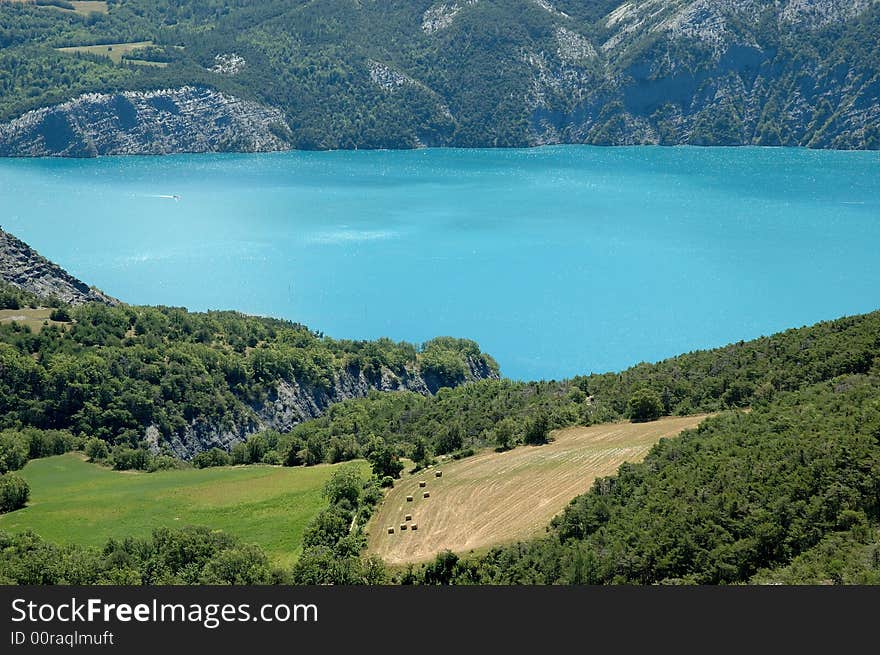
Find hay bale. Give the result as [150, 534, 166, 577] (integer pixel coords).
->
[406, 495, 413, 502]
[400, 524, 408, 531]
[387, 527, 395, 534]
[411, 524, 418, 531]
[405, 514, 412, 521]
[435, 471, 442, 478]
[423, 491, 430, 499]
[419, 481, 427, 488]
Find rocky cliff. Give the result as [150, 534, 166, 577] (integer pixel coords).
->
[0, 87, 291, 157]
[522, 0, 880, 148]
[153, 356, 499, 459]
[0, 229, 119, 305]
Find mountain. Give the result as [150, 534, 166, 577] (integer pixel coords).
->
[0, 0, 877, 155]
[0, 228, 119, 305]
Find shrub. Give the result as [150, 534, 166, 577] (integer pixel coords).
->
[192, 448, 231, 469]
[0, 473, 29, 513]
[84, 437, 109, 462]
[451, 448, 475, 460]
[0, 432, 29, 473]
[110, 447, 152, 471]
[49, 307, 71, 322]
[147, 455, 180, 472]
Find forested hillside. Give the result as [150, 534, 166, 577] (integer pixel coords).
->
[0, 280, 499, 461]
[401, 368, 880, 584]
[1, 0, 878, 154]
[281, 310, 880, 464]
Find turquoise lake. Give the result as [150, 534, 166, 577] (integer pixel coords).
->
[1, 146, 878, 380]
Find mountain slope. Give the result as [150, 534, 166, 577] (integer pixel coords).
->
[0, 0, 877, 154]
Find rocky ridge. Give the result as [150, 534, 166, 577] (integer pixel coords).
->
[0, 229, 119, 305]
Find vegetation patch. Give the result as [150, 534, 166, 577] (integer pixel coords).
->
[57, 41, 157, 65]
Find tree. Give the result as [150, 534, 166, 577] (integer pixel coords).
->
[231, 442, 249, 465]
[0, 472, 29, 513]
[303, 436, 325, 466]
[280, 437, 306, 467]
[328, 435, 360, 463]
[365, 437, 403, 479]
[436, 422, 463, 454]
[627, 388, 664, 422]
[245, 433, 268, 464]
[421, 550, 461, 585]
[523, 410, 550, 445]
[323, 465, 363, 507]
[493, 418, 516, 451]
[411, 437, 432, 468]
[301, 506, 351, 550]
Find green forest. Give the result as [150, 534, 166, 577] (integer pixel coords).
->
[1, 0, 879, 149]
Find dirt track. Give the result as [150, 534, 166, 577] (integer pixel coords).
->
[367, 414, 710, 564]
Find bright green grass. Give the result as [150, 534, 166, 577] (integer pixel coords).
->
[0, 453, 369, 568]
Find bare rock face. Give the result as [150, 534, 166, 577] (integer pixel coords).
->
[422, 1, 479, 34]
[0, 229, 119, 305]
[0, 86, 291, 157]
[159, 355, 500, 459]
[369, 60, 416, 92]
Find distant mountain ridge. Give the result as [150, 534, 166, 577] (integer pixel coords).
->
[0, 229, 119, 305]
[0, 0, 877, 155]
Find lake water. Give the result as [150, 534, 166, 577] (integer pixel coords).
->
[1, 146, 878, 380]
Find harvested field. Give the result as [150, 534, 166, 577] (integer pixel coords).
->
[368, 414, 711, 565]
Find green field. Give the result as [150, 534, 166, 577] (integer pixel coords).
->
[0, 453, 369, 568]
[6, 1, 109, 16]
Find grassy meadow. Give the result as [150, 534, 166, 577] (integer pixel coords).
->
[0, 453, 369, 568]
[0, 307, 67, 332]
[57, 41, 155, 65]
